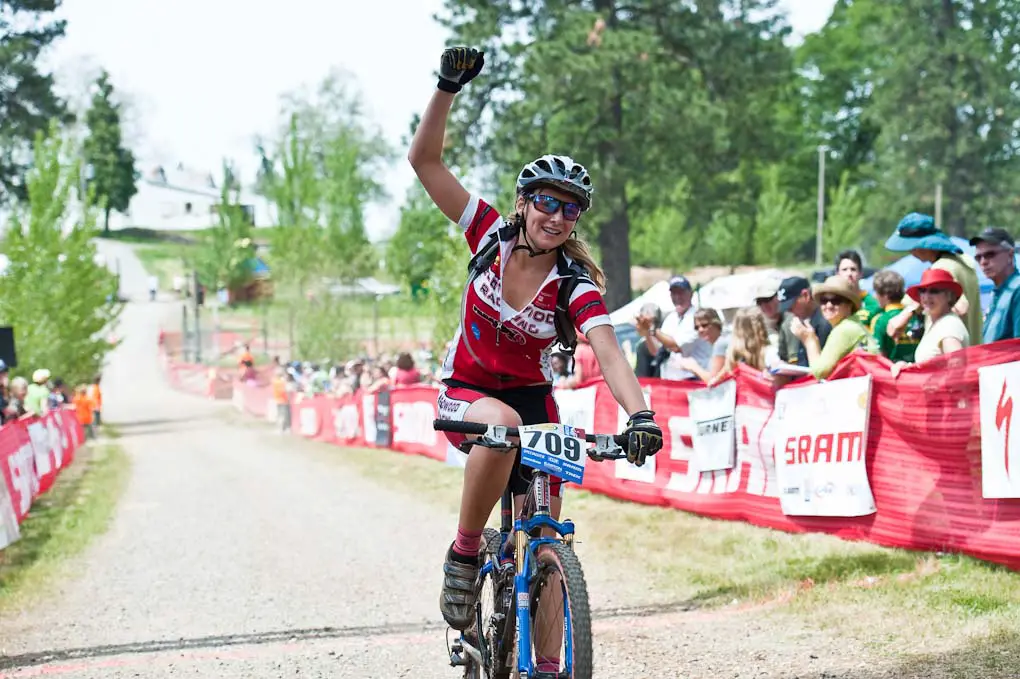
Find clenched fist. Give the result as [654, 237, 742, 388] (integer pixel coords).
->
[438, 46, 484, 94]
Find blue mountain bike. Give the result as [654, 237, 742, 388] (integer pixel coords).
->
[433, 419, 629, 679]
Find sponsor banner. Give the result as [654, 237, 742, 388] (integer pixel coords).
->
[0, 410, 84, 552]
[979, 361, 1020, 498]
[773, 376, 876, 517]
[688, 379, 737, 473]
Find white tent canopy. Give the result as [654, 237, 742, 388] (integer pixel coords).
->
[609, 268, 793, 326]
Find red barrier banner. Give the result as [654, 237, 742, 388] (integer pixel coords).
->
[0, 409, 84, 551]
[220, 340, 1020, 570]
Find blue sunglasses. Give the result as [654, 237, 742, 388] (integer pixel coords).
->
[527, 193, 583, 221]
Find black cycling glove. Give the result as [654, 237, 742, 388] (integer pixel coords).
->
[623, 410, 663, 466]
[438, 46, 485, 94]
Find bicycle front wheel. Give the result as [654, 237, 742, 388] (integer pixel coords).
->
[527, 542, 593, 678]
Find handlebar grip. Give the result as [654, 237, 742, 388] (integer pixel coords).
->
[432, 419, 507, 436]
[434, 419, 627, 448]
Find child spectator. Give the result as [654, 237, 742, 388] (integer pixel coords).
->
[73, 385, 95, 439]
[869, 271, 923, 362]
[87, 375, 103, 427]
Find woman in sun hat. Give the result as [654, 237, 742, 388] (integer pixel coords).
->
[890, 269, 970, 377]
[790, 275, 877, 379]
[884, 212, 982, 344]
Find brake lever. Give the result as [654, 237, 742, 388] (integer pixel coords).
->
[588, 433, 623, 462]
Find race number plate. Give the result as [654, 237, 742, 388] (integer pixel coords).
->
[519, 423, 587, 485]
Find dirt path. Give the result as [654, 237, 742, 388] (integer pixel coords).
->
[0, 241, 899, 678]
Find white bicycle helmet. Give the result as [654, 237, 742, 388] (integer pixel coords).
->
[516, 154, 594, 210]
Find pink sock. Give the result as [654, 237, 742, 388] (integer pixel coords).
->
[452, 527, 483, 558]
[536, 657, 560, 672]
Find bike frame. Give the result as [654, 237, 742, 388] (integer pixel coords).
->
[475, 471, 576, 676]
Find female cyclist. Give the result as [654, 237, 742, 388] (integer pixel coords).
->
[408, 46, 664, 641]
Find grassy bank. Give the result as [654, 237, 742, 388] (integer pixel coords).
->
[0, 436, 131, 611]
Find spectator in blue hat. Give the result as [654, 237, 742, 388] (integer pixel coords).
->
[884, 212, 983, 345]
[970, 227, 1020, 343]
[636, 275, 711, 381]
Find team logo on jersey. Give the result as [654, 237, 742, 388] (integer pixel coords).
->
[471, 322, 481, 340]
[472, 305, 527, 345]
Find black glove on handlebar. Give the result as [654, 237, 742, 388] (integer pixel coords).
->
[623, 410, 662, 466]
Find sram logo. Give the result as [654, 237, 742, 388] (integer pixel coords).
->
[392, 402, 437, 446]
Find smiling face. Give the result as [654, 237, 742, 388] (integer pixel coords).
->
[515, 186, 582, 251]
[818, 294, 852, 325]
[919, 286, 953, 317]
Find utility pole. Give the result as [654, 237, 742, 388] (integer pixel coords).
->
[815, 145, 826, 267]
[934, 183, 943, 229]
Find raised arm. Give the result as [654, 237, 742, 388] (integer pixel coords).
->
[407, 47, 485, 223]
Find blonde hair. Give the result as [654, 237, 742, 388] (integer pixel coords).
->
[562, 238, 606, 291]
[694, 308, 722, 330]
[724, 307, 771, 372]
[508, 207, 606, 291]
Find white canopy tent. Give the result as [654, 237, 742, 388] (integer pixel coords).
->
[609, 268, 793, 327]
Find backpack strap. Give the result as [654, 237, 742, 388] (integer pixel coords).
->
[553, 252, 590, 357]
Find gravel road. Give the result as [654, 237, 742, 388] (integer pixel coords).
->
[0, 241, 895, 678]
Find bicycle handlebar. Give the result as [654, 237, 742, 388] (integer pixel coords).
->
[433, 419, 628, 448]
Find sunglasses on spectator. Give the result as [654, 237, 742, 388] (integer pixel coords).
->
[694, 323, 712, 330]
[974, 249, 1007, 263]
[528, 193, 583, 221]
[818, 296, 847, 307]
[916, 287, 949, 295]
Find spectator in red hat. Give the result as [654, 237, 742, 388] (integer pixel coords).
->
[892, 269, 970, 377]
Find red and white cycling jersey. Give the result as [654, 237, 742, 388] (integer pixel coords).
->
[441, 195, 613, 390]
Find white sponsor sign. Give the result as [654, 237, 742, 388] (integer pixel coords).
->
[362, 395, 377, 444]
[773, 376, 876, 517]
[688, 380, 736, 472]
[0, 476, 20, 551]
[552, 386, 596, 433]
[614, 387, 655, 483]
[979, 361, 1020, 498]
[392, 401, 437, 446]
[333, 403, 360, 441]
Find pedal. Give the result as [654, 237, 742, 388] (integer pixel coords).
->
[449, 640, 467, 667]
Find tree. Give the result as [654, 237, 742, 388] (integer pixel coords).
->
[83, 70, 138, 232]
[628, 178, 696, 271]
[0, 123, 122, 385]
[189, 161, 257, 295]
[387, 184, 456, 292]
[0, 0, 70, 204]
[260, 70, 391, 352]
[823, 172, 867, 263]
[798, 0, 1020, 238]
[437, 0, 797, 308]
[752, 165, 812, 265]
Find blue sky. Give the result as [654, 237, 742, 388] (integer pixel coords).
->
[47, 0, 835, 241]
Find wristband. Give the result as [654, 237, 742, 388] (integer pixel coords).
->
[437, 78, 462, 94]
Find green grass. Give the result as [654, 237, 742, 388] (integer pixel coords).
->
[132, 243, 191, 290]
[291, 439, 1020, 659]
[0, 436, 131, 611]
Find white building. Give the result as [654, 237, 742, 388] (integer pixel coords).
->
[106, 162, 275, 232]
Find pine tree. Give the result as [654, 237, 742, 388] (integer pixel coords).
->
[83, 70, 138, 233]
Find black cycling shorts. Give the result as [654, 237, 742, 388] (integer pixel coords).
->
[437, 379, 564, 498]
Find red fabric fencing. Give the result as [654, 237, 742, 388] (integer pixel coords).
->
[0, 409, 85, 551]
[224, 341, 1020, 569]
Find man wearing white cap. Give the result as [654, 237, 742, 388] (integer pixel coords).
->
[752, 278, 783, 345]
[636, 275, 711, 381]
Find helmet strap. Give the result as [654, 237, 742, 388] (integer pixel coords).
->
[509, 208, 554, 257]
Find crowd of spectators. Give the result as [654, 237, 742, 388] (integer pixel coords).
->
[628, 214, 1019, 386]
[0, 363, 103, 438]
